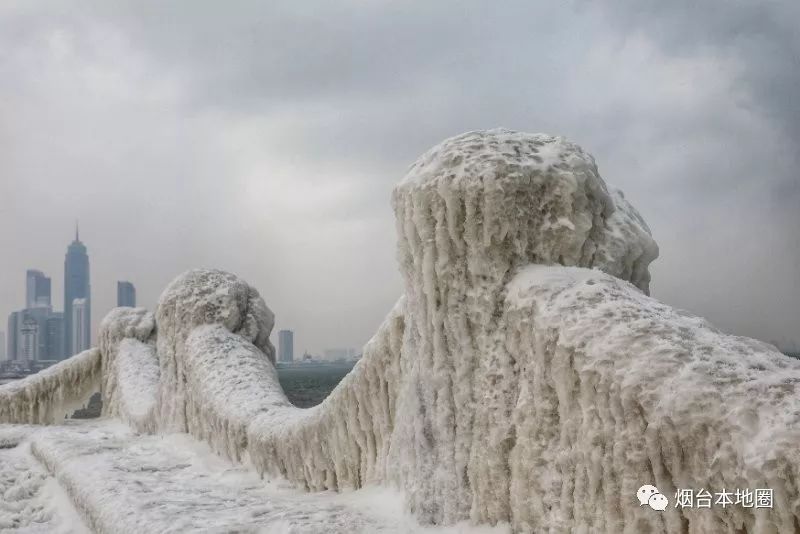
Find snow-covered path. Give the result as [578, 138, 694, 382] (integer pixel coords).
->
[0, 422, 507, 534]
[0, 430, 89, 534]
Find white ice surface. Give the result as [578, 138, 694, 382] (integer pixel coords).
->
[502, 265, 800, 532]
[0, 434, 89, 534]
[112, 339, 159, 433]
[0, 421, 509, 534]
[0, 350, 100, 426]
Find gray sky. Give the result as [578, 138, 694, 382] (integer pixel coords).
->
[1, 0, 798, 355]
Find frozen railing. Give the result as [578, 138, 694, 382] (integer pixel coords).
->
[2, 130, 797, 533]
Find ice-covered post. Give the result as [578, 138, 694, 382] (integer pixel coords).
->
[389, 129, 658, 524]
[153, 269, 276, 432]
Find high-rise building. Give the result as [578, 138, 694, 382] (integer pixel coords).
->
[45, 313, 64, 361]
[8, 268, 64, 362]
[20, 315, 39, 361]
[117, 281, 136, 307]
[0, 331, 5, 361]
[64, 225, 91, 357]
[26, 269, 51, 308]
[278, 330, 294, 362]
[8, 307, 59, 362]
[71, 298, 90, 355]
[7, 313, 19, 361]
[6, 307, 64, 362]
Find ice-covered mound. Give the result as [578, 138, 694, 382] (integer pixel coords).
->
[394, 129, 658, 294]
[96, 307, 157, 431]
[1, 129, 798, 533]
[153, 269, 275, 432]
[390, 129, 660, 525]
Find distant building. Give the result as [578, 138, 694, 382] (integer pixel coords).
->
[19, 315, 39, 361]
[117, 281, 136, 307]
[7, 313, 19, 361]
[44, 313, 64, 361]
[323, 348, 357, 361]
[278, 330, 294, 362]
[0, 331, 5, 361]
[64, 226, 91, 357]
[26, 269, 51, 308]
[6, 306, 63, 362]
[9, 257, 86, 363]
[71, 298, 90, 355]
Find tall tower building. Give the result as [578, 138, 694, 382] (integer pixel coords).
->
[278, 330, 294, 363]
[26, 270, 52, 308]
[64, 224, 91, 357]
[117, 281, 136, 307]
[0, 331, 5, 361]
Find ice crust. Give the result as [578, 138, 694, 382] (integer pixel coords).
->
[1, 129, 797, 533]
[0, 435, 90, 533]
[395, 129, 658, 294]
[503, 265, 800, 532]
[5, 421, 507, 534]
[0, 350, 100, 425]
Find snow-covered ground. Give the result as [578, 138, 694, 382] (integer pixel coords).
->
[0, 422, 508, 534]
[0, 428, 89, 533]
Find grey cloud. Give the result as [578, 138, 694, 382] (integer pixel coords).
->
[0, 0, 797, 354]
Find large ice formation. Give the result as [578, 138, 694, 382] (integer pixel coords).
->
[2, 129, 798, 533]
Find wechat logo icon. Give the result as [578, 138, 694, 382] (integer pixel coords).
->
[637, 485, 668, 511]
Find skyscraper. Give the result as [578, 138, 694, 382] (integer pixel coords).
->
[71, 298, 89, 355]
[45, 313, 64, 361]
[64, 225, 91, 357]
[23, 307, 54, 361]
[26, 270, 51, 308]
[7, 312, 19, 361]
[20, 315, 39, 361]
[6, 308, 63, 363]
[9, 269, 64, 362]
[278, 330, 294, 362]
[117, 281, 136, 307]
[0, 331, 5, 361]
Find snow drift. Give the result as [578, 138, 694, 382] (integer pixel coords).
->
[2, 129, 798, 533]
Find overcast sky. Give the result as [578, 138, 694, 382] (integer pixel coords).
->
[1, 0, 798, 355]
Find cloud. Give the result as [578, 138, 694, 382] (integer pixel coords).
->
[0, 0, 797, 354]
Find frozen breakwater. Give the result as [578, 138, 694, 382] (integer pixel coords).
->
[2, 130, 799, 533]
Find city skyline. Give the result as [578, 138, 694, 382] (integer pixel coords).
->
[0, 223, 382, 359]
[6, 267, 64, 362]
[2, 229, 367, 362]
[5, 230, 98, 363]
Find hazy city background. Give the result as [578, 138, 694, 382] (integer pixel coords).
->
[1, 1, 798, 363]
